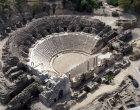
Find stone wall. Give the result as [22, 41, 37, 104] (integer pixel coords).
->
[39, 75, 70, 107]
[6, 83, 41, 110]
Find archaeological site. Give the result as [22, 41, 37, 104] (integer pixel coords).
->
[0, 0, 140, 110]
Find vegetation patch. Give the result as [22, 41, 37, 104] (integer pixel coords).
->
[107, 0, 118, 7]
[32, 0, 44, 16]
[63, 0, 102, 12]
[112, 11, 119, 17]
[32, 83, 44, 93]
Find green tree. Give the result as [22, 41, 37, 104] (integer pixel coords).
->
[32, 0, 43, 15]
[118, 0, 132, 11]
[107, 0, 118, 7]
[32, 83, 44, 93]
[15, 0, 27, 6]
[132, 0, 140, 13]
[0, 0, 11, 12]
[72, 0, 102, 12]
[106, 72, 114, 83]
[62, 0, 69, 8]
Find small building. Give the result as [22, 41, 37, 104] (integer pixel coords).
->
[39, 75, 70, 107]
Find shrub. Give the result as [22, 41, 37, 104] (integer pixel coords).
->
[32, 2, 43, 15]
[72, 0, 102, 12]
[107, 0, 118, 6]
[32, 83, 44, 93]
[118, 0, 131, 11]
[132, 0, 140, 14]
[0, 0, 11, 12]
[105, 72, 114, 83]
[15, 0, 27, 6]
[112, 11, 119, 17]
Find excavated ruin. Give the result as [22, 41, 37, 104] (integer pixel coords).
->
[0, 15, 138, 110]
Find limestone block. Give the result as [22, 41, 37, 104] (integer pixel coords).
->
[83, 71, 93, 80]
[71, 74, 83, 88]
[77, 91, 87, 101]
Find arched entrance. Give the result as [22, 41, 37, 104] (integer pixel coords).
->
[58, 90, 63, 98]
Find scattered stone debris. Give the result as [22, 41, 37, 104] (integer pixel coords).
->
[78, 76, 140, 110]
[129, 50, 140, 61]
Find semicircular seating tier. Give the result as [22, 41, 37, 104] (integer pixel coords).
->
[0, 15, 119, 104]
[6, 16, 107, 61]
[29, 32, 100, 71]
[1, 15, 118, 77]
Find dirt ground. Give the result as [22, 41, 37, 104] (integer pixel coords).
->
[70, 59, 140, 110]
[52, 52, 89, 74]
